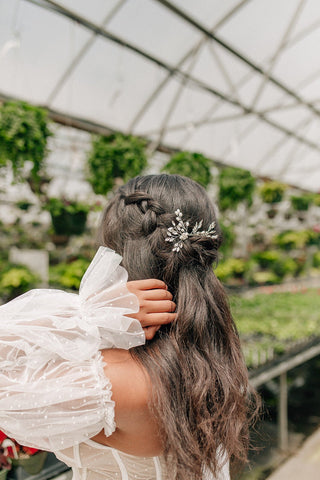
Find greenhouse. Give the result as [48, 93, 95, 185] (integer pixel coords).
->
[0, 1, 320, 480]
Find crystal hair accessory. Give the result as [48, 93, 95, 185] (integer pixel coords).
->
[165, 209, 218, 252]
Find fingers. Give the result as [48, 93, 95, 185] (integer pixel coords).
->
[127, 279, 167, 292]
[128, 310, 176, 326]
[139, 299, 176, 314]
[144, 325, 161, 341]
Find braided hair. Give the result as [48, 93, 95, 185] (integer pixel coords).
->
[99, 174, 258, 480]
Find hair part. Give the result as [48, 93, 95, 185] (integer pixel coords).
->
[99, 174, 259, 480]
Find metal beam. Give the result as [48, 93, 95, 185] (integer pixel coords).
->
[46, 0, 128, 105]
[128, 0, 253, 132]
[155, 0, 320, 120]
[22, 0, 320, 156]
[250, 340, 320, 388]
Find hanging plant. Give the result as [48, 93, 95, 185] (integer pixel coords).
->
[162, 151, 213, 188]
[218, 166, 256, 211]
[219, 220, 236, 256]
[290, 194, 314, 211]
[259, 181, 287, 204]
[0, 100, 52, 193]
[87, 133, 147, 195]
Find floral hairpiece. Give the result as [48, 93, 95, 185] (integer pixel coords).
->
[165, 209, 218, 252]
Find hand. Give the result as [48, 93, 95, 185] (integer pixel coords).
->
[126, 279, 176, 340]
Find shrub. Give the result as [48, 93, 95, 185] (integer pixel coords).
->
[162, 151, 213, 188]
[218, 167, 255, 211]
[87, 133, 147, 195]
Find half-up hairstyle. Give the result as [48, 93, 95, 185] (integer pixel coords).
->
[99, 174, 258, 480]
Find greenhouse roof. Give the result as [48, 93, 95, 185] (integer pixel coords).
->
[1, 0, 320, 191]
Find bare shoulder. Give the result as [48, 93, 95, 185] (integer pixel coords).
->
[101, 349, 151, 424]
[94, 348, 162, 456]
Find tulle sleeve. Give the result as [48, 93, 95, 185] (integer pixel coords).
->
[0, 247, 145, 451]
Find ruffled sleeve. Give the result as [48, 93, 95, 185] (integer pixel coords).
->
[0, 247, 145, 451]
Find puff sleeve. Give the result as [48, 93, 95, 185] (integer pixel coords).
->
[0, 247, 145, 451]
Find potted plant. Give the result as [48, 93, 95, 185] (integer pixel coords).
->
[290, 194, 314, 212]
[162, 151, 213, 188]
[44, 197, 92, 238]
[0, 100, 52, 194]
[259, 181, 287, 218]
[218, 166, 255, 211]
[0, 263, 40, 301]
[0, 431, 47, 476]
[87, 132, 147, 195]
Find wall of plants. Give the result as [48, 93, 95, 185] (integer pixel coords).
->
[1, 99, 320, 302]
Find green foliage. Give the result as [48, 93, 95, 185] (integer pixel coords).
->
[44, 198, 91, 235]
[313, 251, 320, 268]
[0, 100, 52, 189]
[45, 198, 91, 216]
[219, 221, 236, 256]
[252, 250, 298, 279]
[273, 230, 319, 250]
[162, 151, 213, 188]
[87, 133, 147, 195]
[259, 181, 287, 204]
[218, 167, 256, 211]
[0, 264, 39, 300]
[248, 270, 281, 286]
[49, 258, 90, 290]
[290, 194, 314, 211]
[232, 290, 320, 342]
[313, 194, 320, 206]
[215, 258, 247, 282]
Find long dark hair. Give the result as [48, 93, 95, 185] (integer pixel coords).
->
[100, 174, 258, 479]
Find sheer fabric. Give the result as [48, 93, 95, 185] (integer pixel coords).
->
[0, 247, 145, 450]
[0, 247, 230, 479]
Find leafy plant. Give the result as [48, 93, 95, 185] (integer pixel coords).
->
[219, 221, 236, 256]
[313, 251, 320, 268]
[162, 151, 213, 188]
[87, 133, 147, 195]
[0, 264, 39, 300]
[0, 100, 52, 192]
[273, 230, 318, 250]
[290, 194, 314, 211]
[259, 181, 287, 204]
[218, 167, 255, 211]
[49, 258, 90, 290]
[215, 258, 248, 283]
[248, 270, 281, 286]
[252, 250, 297, 279]
[44, 198, 93, 236]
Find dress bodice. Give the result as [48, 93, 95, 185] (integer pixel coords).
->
[55, 440, 229, 480]
[56, 440, 167, 480]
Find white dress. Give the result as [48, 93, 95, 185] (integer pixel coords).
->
[0, 247, 229, 480]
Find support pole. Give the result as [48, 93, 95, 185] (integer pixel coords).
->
[278, 371, 289, 451]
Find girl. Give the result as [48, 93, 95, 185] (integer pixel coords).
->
[0, 174, 257, 480]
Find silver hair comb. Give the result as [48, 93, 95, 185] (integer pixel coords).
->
[165, 209, 218, 252]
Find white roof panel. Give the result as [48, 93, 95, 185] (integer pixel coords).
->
[1, 0, 320, 191]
